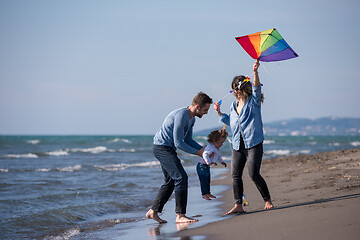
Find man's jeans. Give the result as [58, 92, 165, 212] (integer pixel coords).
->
[151, 145, 188, 214]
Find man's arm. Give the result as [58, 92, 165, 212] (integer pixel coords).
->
[184, 127, 202, 149]
[173, 113, 202, 155]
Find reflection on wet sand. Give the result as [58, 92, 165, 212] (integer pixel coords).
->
[147, 221, 196, 240]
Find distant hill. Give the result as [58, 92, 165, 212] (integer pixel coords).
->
[195, 117, 360, 136]
[264, 117, 360, 136]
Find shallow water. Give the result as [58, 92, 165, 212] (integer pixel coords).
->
[1, 135, 359, 239]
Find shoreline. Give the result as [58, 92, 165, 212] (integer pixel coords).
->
[174, 147, 360, 240]
[114, 168, 230, 240]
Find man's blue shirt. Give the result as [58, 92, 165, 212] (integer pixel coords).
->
[154, 107, 203, 154]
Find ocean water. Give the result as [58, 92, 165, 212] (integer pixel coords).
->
[1, 135, 359, 239]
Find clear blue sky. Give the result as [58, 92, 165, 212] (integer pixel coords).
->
[1, 0, 359, 135]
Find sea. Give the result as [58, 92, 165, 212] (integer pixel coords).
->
[1, 135, 360, 240]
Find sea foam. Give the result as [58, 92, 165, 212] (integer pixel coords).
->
[265, 149, 291, 156]
[118, 148, 136, 152]
[43, 227, 80, 240]
[109, 138, 132, 144]
[71, 146, 107, 154]
[46, 150, 69, 156]
[35, 168, 51, 172]
[120, 138, 132, 144]
[4, 153, 38, 158]
[263, 140, 275, 144]
[350, 141, 360, 147]
[26, 140, 40, 144]
[57, 165, 82, 172]
[95, 161, 160, 171]
[265, 149, 310, 157]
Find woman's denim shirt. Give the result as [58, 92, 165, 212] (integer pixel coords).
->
[220, 85, 264, 150]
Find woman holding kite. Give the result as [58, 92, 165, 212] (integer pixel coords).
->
[214, 60, 273, 214]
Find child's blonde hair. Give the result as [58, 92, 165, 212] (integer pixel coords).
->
[207, 129, 228, 143]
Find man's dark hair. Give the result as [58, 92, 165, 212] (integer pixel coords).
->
[192, 92, 213, 108]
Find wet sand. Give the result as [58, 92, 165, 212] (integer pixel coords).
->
[174, 148, 360, 240]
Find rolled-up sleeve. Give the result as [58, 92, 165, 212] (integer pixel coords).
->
[220, 113, 230, 126]
[253, 85, 262, 104]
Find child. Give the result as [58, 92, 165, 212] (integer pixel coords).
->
[197, 129, 228, 200]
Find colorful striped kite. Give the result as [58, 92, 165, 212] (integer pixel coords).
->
[235, 28, 298, 62]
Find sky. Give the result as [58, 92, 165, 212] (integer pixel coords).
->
[1, 0, 359, 135]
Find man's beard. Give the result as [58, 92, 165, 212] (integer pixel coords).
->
[195, 112, 203, 118]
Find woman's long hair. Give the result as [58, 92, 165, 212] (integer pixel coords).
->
[231, 75, 264, 103]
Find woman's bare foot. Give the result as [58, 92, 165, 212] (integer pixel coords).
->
[264, 200, 274, 209]
[224, 204, 246, 215]
[146, 209, 167, 223]
[208, 194, 216, 198]
[202, 195, 211, 200]
[176, 214, 199, 223]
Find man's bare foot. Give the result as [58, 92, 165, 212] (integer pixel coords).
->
[146, 209, 167, 223]
[176, 214, 198, 223]
[208, 194, 216, 198]
[224, 204, 246, 215]
[264, 200, 274, 210]
[202, 195, 211, 200]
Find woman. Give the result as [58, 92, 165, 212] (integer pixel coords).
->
[214, 60, 273, 214]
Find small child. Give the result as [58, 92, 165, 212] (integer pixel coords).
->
[197, 129, 228, 200]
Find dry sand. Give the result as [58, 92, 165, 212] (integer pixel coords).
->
[175, 148, 360, 240]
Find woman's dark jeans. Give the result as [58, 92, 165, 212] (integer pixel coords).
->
[196, 163, 211, 195]
[232, 139, 271, 204]
[151, 145, 188, 214]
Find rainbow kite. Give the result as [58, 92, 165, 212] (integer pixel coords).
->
[235, 28, 298, 62]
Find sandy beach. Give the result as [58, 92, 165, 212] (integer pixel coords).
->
[175, 147, 360, 240]
[4, 136, 359, 239]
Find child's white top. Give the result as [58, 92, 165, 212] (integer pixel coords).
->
[199, 143, 224, 165]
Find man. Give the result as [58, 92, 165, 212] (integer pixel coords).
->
[146, 92, 212, 223]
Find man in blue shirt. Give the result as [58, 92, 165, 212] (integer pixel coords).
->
[146, 92, 212, 223]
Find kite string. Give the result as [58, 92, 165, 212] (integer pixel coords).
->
[219, 91, 232, 101]
[216, 90, 234, 107]
[226, 136, 233, 152]
[246, 62, 269, 76]
[261, 63, 272, 74]
[217, 62, 270, 106]
[245, 62, 273, 82]
[246, 71, 255, 79]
